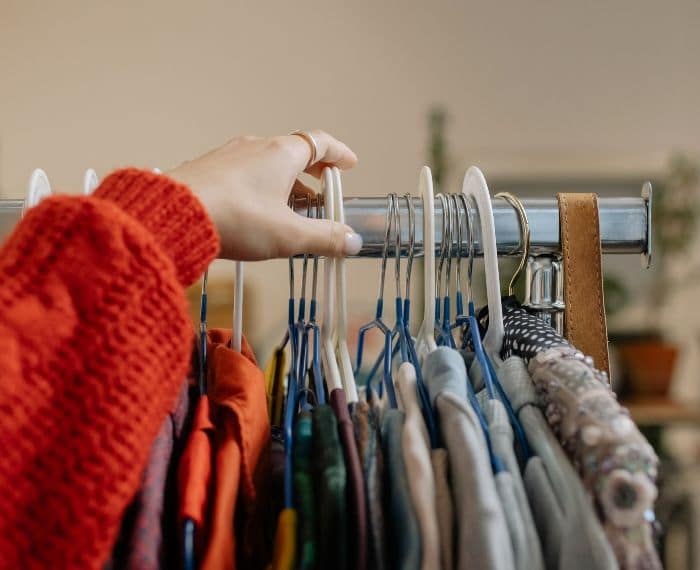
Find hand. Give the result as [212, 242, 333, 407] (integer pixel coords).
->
[167, 131, 362, 261]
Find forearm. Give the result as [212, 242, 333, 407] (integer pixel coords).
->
[0, 169, 219, 569]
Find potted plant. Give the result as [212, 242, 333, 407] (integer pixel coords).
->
[614, 154, 700, 398]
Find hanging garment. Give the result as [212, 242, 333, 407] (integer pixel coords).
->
[431, 448, 454, 570]
[265, 348, 287, 427]
[480, 299, 660, 569]
[496, 355, 618, 570]
[329, 388, 368, 570]
[352, 399, 388, 570]
[423, 347, 514, 570]
[0, 168, 219, 569]
[293, 411, 315, 570]
[270, 508, 297, 570]
[178, 393, 216, 565]
[108, 378, 191, 570]
[201, 330, 270, 570]
[382, 407, 422, 570]
[312, 404, 348, 570]
[396, 362, 442, 570]
[473, 389, 545, 570]
[528, 347, 660, 570]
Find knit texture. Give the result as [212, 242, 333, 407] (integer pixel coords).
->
[0, 168, 220, 569]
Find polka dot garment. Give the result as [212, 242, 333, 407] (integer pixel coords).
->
[475, 296, 570, 362]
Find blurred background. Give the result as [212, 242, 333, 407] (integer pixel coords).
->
[2, 1, 700, 566]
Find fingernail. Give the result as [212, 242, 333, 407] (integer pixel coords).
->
[343, 232, 363, 255]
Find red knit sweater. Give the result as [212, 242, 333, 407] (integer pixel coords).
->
[0, 169, 220, 569]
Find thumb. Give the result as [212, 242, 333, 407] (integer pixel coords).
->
[290, 214, 363, 257]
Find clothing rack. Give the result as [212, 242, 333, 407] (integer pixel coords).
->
[292, 182, 652, 333]
[296, 184, 652, 263]
[0, 183, 652, 261]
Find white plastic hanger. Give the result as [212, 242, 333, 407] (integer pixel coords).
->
[23, 169, 52, 215]
[232, 261, 243, 352]
[82, 169, 99, 195]
[415, 166, 438, 358]
[331, 166, 359, 402]
[320, 167, 343, 392]
[460, 166, 504, 357]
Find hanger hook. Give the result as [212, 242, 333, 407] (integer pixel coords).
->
[391, 193, 401, 298]
[310, 194, 321, 306]
[444, 192, 455, 300]
[378, 194, 393, 303]
[436, 193, 450, 301]
[297, 194, 312, 315]
[287, 194, 296, 300]
[495, 192, 530, 296]
[451, 194, 464, 301]
[461, 193, 476, 304]
[404, 194, 415, 299]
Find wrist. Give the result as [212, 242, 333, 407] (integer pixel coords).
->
[94, 168, 220, 285]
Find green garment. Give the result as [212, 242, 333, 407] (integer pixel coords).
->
[293, 411, 315, 570]
[312, 405, 347, 570]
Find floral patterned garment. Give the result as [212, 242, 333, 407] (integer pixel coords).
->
[476, 299, 661, 570]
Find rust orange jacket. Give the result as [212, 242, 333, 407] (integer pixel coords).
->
[0, 169, 220, 569]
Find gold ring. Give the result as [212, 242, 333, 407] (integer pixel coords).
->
[289, 130, 318, 170]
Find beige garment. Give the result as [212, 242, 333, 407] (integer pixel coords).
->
[396, 362, 441, 570]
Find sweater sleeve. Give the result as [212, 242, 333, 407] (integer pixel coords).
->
[0, 168, 219, 569]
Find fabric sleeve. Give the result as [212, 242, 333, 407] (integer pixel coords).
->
[0, 168, 219, 569]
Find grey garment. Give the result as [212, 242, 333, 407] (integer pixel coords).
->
[494, 472, 530, 569]
[423, 348, 515, 570]
[524, 456, 564, 568]
[431, 448, 454, 570]
[382, 408, 421, 570]
[495, 355, 618, 570]
[476, 395, 545, 570]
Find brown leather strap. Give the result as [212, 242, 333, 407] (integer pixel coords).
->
[557, 193, 610, 378]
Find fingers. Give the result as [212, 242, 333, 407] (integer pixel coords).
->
[290, 179, 315, 201]
[286, 130, 358, 178]
[284, 214, 363, 258]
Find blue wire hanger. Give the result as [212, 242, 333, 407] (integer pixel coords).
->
[294, 195, 314, 411]
[301, 195, 326, 406]
[354, 194, 397, 408]
[281, 191, 306, 510]
[435, 193, 456, 348]
[400, 193, 440, 447]
[362, 194, 407, 386]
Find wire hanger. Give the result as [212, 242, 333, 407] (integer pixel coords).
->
[281, 189, 307, 509]
[354, 194, 397, 408]
[305, 195, 326, 405]
[440, 194, 459, 348]
[332, 167, 359, 403]
[494, 192, 530, 297]
[295, 194, 314, 411]
[415, 166, 438, 359]
[452, 192, 496, 397]
[197, 271, 209, 396]
[444, 187, 504, 474]
[83, 169, 99, 195]
[401, 193, 440, 447]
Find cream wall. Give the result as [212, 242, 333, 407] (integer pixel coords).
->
[2, 0, 700, 357]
